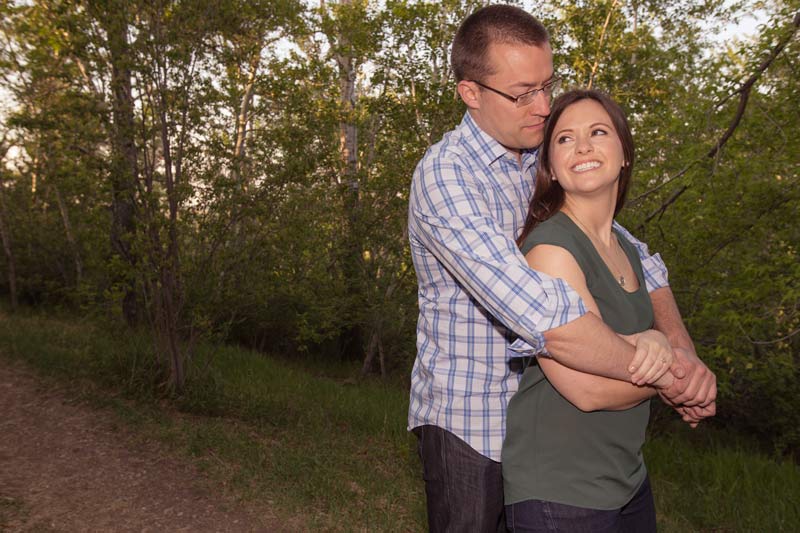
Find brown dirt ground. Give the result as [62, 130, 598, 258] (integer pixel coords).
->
[0, 360, 286, 532]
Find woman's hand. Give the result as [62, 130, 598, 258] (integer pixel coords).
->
[627, 329, 674, 386]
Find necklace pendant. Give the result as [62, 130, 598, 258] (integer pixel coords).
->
[618, 275, 626, 287]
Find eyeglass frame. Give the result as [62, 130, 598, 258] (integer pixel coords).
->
[467, 77, 561, 108]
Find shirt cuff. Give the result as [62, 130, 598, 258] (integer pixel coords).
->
[508, 275, 588, 358]
[508, 336, 548, 357]
[641, 252, 669, 292]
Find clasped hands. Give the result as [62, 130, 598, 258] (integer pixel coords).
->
[625, 330, 717, 427]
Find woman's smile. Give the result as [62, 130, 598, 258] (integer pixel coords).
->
[571, 160, 601, 172]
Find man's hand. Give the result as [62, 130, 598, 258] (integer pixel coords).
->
[660, 347, 717, 407]
[664, 400, 717, 428]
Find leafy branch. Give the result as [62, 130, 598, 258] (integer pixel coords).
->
[632, 10, 800, 230]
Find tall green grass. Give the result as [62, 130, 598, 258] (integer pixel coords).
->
[647, 426, 800, 531]
[0, 309, 798, 531]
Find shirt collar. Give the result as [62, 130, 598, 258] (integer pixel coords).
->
[460, 112, 539, 170]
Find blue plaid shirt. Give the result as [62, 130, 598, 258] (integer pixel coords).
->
[407, 112, 669, 460]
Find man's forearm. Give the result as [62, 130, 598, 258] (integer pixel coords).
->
[542, 312, 636, 381]
[650, 287, 695, 353]
[650, 287, 718, 408]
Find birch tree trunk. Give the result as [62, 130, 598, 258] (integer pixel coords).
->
[331, 0, 365, 360]
[231, 55, 260, 191]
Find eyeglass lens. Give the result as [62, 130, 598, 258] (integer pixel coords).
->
[516, 79, 561, 107]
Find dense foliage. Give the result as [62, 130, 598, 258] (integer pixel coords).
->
[0, 0, 798, 451]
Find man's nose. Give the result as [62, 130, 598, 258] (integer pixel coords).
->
[529, 90, 550, 117]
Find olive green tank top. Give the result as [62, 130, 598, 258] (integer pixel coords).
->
[502, 211, 655, 510]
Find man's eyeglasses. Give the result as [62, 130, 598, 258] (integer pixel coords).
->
[468, 78, 561, 108]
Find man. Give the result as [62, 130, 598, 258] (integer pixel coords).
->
[407, 5, 716, 532]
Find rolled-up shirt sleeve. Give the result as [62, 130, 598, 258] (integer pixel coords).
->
[409, 158, 587, 353]
[612, 221, 669, 292]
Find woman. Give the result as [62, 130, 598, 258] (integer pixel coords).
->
[502, 90, 674, 532]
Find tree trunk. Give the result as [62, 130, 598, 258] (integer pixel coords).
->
[333, 0, 365, 361]
[98, 1, 140, 326]
[231, 55, 260, 191]
[360, 327, 387, 378]
[378, 335, 386, 378]
[144, 20, 198, 393]
[0, 181, 17, 312]
[156, 264, 185, 393]
[158, 88, 187, 394]
[359, 256, 411, 376]
[53, 185, 83, 286]
[360, 328, 379, 376]
[229, 54, 260, 251]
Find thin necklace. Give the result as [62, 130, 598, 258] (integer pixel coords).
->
[563, 208, 630, 287]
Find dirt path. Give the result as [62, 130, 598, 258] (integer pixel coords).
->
[0, 361, 282, 532]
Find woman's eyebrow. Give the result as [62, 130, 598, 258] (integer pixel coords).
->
[552, 121, 614, 137]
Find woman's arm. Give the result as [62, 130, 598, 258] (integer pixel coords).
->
[525, 244, 665, 412]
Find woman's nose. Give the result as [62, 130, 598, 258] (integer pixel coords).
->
[576, 136, 593, 154]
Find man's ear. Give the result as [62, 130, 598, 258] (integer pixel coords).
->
[457, 80, 481, 110]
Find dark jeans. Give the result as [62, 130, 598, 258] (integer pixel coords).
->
[413, 425, 505, 533]
[505, 476, 657, 533]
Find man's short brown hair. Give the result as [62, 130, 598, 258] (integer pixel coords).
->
[452, 5, 550, 83]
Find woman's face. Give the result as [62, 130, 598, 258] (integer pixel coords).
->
[548, 98, 625, 198]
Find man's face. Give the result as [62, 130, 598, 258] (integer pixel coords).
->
[467, 42, 554, 154]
